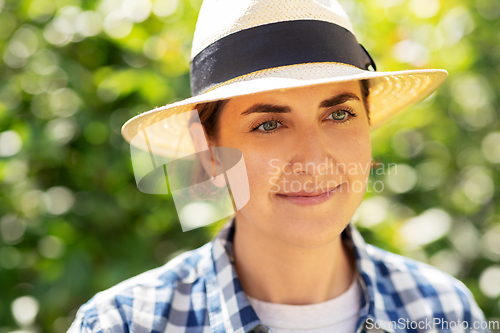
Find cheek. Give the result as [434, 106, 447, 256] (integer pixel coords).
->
[336, 128, 372, 180]
[242, 146, 280, 194]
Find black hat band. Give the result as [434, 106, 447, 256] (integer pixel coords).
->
[190, 19, 377, 96]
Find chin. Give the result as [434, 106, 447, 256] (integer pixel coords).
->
[272, 214, 350, 249]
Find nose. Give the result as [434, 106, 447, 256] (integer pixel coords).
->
[289, 125, 333, 176]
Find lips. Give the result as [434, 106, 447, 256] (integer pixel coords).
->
[276, 185, 340, 206]
[278, 189, 331, 197]
[277, 183, 341, 197]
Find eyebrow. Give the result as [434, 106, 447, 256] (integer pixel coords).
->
[239, 92, 361, 117]
[319, 92, 360, 108]
[239, 104, 291, 117]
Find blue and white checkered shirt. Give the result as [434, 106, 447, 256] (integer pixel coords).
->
[67, 217, 490, 333]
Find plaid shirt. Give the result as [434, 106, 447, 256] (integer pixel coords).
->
[67, 217, 490, 333]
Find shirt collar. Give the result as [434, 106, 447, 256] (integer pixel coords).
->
[204, 216, 394, 333]
[342, 221, 396, 333]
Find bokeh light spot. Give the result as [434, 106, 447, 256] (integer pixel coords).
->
[0, 130, 22, 157]
[12, 296, 39, 327]
[479, 265, 500, 298]
[42, 186, 75, 215]
[399, 208, 452, 247]
[386, 164, 418, 193]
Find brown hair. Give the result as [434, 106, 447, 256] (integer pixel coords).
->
[360, 79, 371, 123]
[192, 99, 230, 147]
[188, 80, 371, 194]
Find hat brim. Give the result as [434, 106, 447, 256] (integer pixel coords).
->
[121, 62, 448, 158]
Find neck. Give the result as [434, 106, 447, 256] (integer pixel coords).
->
[232, 213, 356, 305]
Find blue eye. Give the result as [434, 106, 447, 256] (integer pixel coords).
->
[330, 110, 348, 120]
[252, 118, 284, 135]
[259, 120, 280, 131]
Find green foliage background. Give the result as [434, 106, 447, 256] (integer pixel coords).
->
[0, 0, 499, 331]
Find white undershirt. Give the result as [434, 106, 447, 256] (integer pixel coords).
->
[246, 276, 361, 333]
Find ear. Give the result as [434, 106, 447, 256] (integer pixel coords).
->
[189, 122, 226, 188]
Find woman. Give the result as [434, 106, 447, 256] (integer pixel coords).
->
[68, 0, 490, 332]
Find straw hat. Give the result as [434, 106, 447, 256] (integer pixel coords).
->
[121, 0, 448, 159]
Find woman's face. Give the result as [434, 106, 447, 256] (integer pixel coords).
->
[215, 81, 372, 248]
